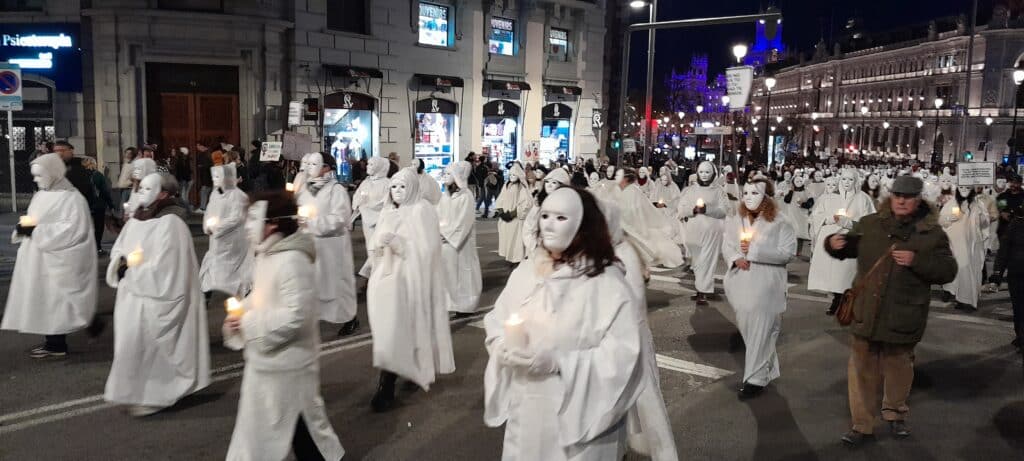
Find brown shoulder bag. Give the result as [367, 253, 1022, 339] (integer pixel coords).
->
[836, 249, 892, 326]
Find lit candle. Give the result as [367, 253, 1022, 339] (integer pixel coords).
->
[297, 205, 316, 219]
[504, 313, 528, 351]
[205, 217, 219, 228]
[835, 208, 847, 217]
[18, 215, 35, 227]
[951, 206, 961, 217]
[125, 248, 144, 267]
[285, 182, 295, 192]
[225, 297, 244, 319]
[658, 198, 665, 205]
[696, 198, 705, 208]
[740, 230, 753, 244]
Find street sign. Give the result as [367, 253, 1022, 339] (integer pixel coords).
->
[622, 138, 637, 153]
[725, 66, 753, 110]
[0, 63, 23, 111]
[694, 126, 733, 136]
[957, 162, 995, 186]
[287, 101, 303, 126]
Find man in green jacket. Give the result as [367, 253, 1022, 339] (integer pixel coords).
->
[824, 175, 957, 446]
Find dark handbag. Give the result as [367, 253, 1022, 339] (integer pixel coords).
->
[837, 249, 892, 326]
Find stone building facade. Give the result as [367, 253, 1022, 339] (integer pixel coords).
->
[1, 0, 609, 182]
[749, 16, 1024, 166]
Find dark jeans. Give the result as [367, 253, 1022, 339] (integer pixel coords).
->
[476, 188, 493, 213]
[91, 211, 105, 250]
[45, 334, 67, 352]
[1009, 270, 1024, 342]
[292, 417, 327, 461]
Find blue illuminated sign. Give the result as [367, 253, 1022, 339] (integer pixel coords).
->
[0, 24, 82, 92]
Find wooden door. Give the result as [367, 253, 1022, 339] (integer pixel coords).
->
[195, 94, 239, 149]
[159, 92, 238, 203]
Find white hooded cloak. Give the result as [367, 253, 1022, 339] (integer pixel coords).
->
[418, 169, 443, 205]
[495, 163, 533, 263]
[367, 168, 455, 389]
[123, 158, 158, 218]
[298, 173, 358, 324]
[438, 161, 483, 313]
[199, 164, 252, 296]
[940, 198, 989, 307]
[676, 163, 730, 292]
[617, 183, 684, 269]
[483, 251, 643, 461]
[352, 157, 391, 276]
[2, 154, 97, 335]
[807, 174, 876, 294]
[105, 202, 211, 407]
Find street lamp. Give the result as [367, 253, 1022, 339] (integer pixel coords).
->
[933, 97, 944, 164]
[677, 111, 685, 120]
[762, 77, 777, 164]
[630, 0, 657, 166]
[732, 44, 748, 64]
[1010, 70, 1024, 166]
[985, 116, 994, 161]
[859, 105, 869, 155]
[882, 121, 890, 154]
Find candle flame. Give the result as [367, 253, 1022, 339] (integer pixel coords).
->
[225, 297, 243, 317]
[18, 215, 35, 227]
[836, 208, 847, 217]
[285, 182, 295, 192]
[297, 205, 316, 219]
[506, 312, 524, 325]
[205, 217, 219, 228]
[696, 198, 705, 207]
[126, 248, 144, 267]
[740, 231, 753, 242]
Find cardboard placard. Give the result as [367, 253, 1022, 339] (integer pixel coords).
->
[282, 131, 312, 161]
[957, 162, 995, 186]
[260, 141, 282, 162]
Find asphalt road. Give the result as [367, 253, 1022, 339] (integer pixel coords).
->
[0, 216, 1021, 460]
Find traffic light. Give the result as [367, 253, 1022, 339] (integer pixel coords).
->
[611, 131, 621, 150]
[964, 152, 974, 161]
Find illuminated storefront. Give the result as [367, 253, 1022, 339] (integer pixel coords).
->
[540, 102, 572, 163]
[481, 79, 530, 166]
[414, 97, 459, 181]
[323, 91, 377, 177]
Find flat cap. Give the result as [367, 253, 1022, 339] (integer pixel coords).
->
[890, 175, 923, 196]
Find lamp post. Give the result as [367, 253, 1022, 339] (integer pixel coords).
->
[882, 121, 890, 154]
[630, 0, 658, 166]
[984, 116, 993, 161]
[695, 104, 705, 158]
[860, 105, 869, 155]
[809, 112, 819, 156]
[732, 44, 748, 65]
[1010, 69, 1024, 166]
[841, 123, 849, 154]
[933, 97, 944, 165]
[762, 77, 776, 165]
[915, 119, 924, 159]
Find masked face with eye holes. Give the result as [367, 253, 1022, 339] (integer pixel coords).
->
[824, 177, 839, 194]
[743, 182, 767, 211]
[538, 188, 584, 256]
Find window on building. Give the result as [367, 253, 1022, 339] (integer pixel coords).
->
[157, 0, 223, 13]
[418, 2, 452, 47]
[327, 0, 368, 35]
[549, 28, 570, 62]
[0, 0, 43, 11]
[489, 17, 515, 56]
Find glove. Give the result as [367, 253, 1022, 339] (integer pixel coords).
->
[504, 348, 559, 375]
[116, 257, 128, 280]
[105, 256, 127, 288]
[15, 224, 34, 237]
[784, 191, 794, 204]
[692, 205, 706, 216]
[801, 198, 815, 210]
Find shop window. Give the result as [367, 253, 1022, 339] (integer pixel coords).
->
[0, 0, 43, 11]
[328, 0, 369, 35]
[489, 17, 515, 56]
[549, 28, 570, 62]
[418, 2, 453, 48]
[11, 126, 25, 151]
[157, 0, 223, 13]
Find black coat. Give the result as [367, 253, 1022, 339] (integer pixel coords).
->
[64, 157, 100, 211]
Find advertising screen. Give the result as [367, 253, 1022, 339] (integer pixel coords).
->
[0, 23, 82, 92]
[418, 3, 450, 47]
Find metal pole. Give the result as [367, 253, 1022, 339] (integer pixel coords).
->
[643, 0, 657, 167]
[617, 30, 632, 168]
[984, 124, 990, 161]
[7, 111, 16, 213]
[762, 92, 771, 164]
[1013, 95, 1020, 166]
[957, 0, 978, 158]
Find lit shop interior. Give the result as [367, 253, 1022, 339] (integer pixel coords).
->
[323, 92, 377, 177]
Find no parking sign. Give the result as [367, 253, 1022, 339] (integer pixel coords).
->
[0, 63, 23, 111]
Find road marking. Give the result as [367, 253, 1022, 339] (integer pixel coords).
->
[932, 313, 1011, 328]
[0, 308, 494, 435]
[650, 274, 681, 284]
[655, 354, 733, 380]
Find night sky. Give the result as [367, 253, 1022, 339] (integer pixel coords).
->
[627, 0, 995, 110]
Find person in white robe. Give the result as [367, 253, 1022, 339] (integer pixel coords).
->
[939, 186, 989, 311]
[650, 166, 681, 211]
[297, 153, 359, 336]
[199, 163, 251, 297]
[2, 153, 98, 358]
[617, 169, 684, 269]
[495, 162, 533, 264]
[806, 170, 826, 198]
[778, 175, 812, 251]
[438, 161, 483, 317]
[601, 202, 678, 461]
[104, 173, 210, 416]
[635, 166, 653, 198]
[122, 157, 158, 219]
[366, 168, 455, 411]
[483, 187, 643, 461]
[224, 192, 345, 461]
[587, 171, 601, 189]
[352, 157, 390, 277]
[412, 158, 442, 205]
[807, 169, 877, 315]
[676, 161, 729, 305]
[723, 179, 797, 399]
[522, 168, 572, 256]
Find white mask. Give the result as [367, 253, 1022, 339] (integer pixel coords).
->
[138, 174, 162, 207]
[390, 178, 410, 204]
[697, 162, 715, 184]
[813, 171, 823, 182]
[660, 175, 670, 185]
[839, 171, 857, 192]
[996, 178, 1007, 189]
[211, 166, 225, 189]
[132, 163, 145, 180]
[939, 176, 954, 191]
[867, 176, 879, 189]
[244, 201, 269, 246]
[825, 177, 839, 194]
[614, 169, 624, 183]
[783, 171, 792, 181]
[443, 168, 455, 185]
[742, 183, 766, 211]
[639, 168, 648, 179]
[606, 166, 616, 179]
[957, 186, 972, 197]
[793, 176, 806, 188]
[302, 154, 324, 179]
[544, 178, 562, 194]
[539, 188, 584, 255]
[30, 163, 55, 190]
[588, 172, 599, 185]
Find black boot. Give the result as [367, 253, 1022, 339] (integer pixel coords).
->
[371, 371, 397, 412]
[338, 317, 360, 337]
[826, 294, 842, 316]
[695, 292, 709, 306]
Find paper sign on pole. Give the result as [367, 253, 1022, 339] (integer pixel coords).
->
[725, 66, 754, 110]
[694, 126, 733, 136]
[957, 162, 995, 186]
[287, 101, 303, 127]
[622, 138, 637, 153]
[260, 141, 283, 162]
[281, 130, 312, 161]
[0, 63, 24, 111]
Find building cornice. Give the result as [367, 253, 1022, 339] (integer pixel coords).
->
[81, 8, 293, 32]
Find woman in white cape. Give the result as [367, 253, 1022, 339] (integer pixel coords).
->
[495, 162, 533, 264]
[2, 153, 97, 358]
[722, 179, 797, 399]
[105, 173, 210, 416]
[676, 161, 730, 304]
[618, 169, 684, 269]
[601, 201, 678, 461]
[352, 156, 391, 277]
[483, 187, 642, 461]
[413, 158, 442, 205]
[650, 166, 681, 220]
[297, 153, 359, 336]
[807, 169, 876, 315]
[438, 161, 483, 315]
[223, 193, 346, 461]
[939, 186, 989, 311]
[367, 168, 455, 411]
[199, 163, 251, 296]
